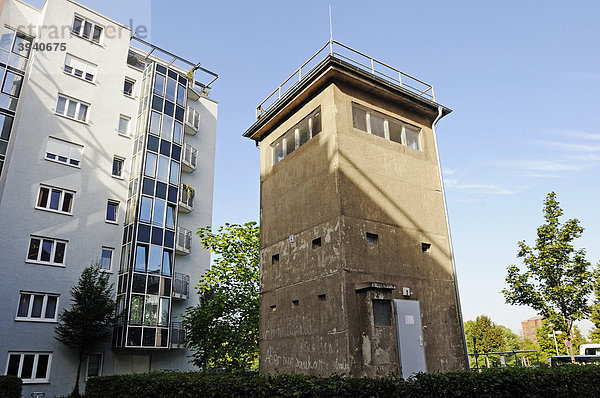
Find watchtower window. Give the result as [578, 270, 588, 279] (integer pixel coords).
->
[373, 299, 392, 326]
[272, 253, 279, 265]
[366, 232, 378, 244]
[352, 103, 421, 151]
[421, 242, 432, 252]
[312, 237, 322, 249]
[272, 107, 322, 165]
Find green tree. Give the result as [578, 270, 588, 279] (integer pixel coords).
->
[55, 263, 115, 398]
[465, 315, 506, 368]
[588, 269, 600, 342]
[183, 222, 260, 369]
[502, 192, 594, 362]
[535, 316, 585, 362]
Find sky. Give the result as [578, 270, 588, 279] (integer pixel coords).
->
[28, 0, 600, 335]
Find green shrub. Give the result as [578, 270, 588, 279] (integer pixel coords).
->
[0, 375, 22, 398]
[84, 366, 600, 398]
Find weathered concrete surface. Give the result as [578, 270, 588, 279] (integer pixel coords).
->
[253, 59, 467, 376]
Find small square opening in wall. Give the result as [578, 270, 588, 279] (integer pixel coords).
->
[312, 237, 322, 249]
[270, 305, 277, 312]
[373, 299, 392, 326]
[272, 254, 279, 265]
[317, 293, 326, 301]
[366, 232, 378, 244]
[292, 300, 299, 306]
[421, 242, 432, 252]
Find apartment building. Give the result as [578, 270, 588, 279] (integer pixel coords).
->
[0, 0, 217, 396]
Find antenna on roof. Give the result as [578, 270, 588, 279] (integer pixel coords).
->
[329, 5, 333, 55]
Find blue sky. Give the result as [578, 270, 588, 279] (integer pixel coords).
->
[29, 0, 600, 334]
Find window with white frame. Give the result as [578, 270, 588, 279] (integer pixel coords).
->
[55, 94, 89, 122]
[351, 103, 421, 150]
[86, 353, 103, 377]
[106, 200, 118, 223]
[100, 247, 113, 271]
[64, 54, 97, 82]
[5, 352, 52, 383]
[27, 236, 67, 266]
[112, 156, 124, 178]
[123, 78, 135, 97]
[16, 292, 59, 321]
[71, 15, 103, 44]
[118, 115, 130, 136]
[45, 136, 83, 167]
[36, 185, 74, 214]
[272, 107, 322, 165]
[185, 106, 200, 131]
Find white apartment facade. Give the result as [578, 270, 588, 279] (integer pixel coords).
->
[0, 0, 218, 396]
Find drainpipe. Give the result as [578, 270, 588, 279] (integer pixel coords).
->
[431, 105, 470, 369]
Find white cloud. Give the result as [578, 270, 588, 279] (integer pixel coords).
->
[550, 130, 600, 141]
[499, 159, 582, 172]
[444, 179, 520, 195]
[443, 168, 457, 176]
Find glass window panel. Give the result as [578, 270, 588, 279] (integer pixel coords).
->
[92, 26, 102, 43]
[72, 17, 82, 34]
[159, 297, 169, 326]
[124, 79, 134, 96]
[78, 104, 88, 121]
[82, 21, 92, 39]
[21, 354, 34, 379]
[87, 353, 101, 377]
[134, 245, 147, 271]
[285, 130, 295, 156]
[0, 29, 15, 51]
[353, 106, 367, 131]
[132, 273, 146, 293]
[156, 155, 169, 182]
[62, 192, 73, 213]
[2, 71, 22, 96]
[165, 78, 176, 102]
[45, 296, 57, 319]
[154, 73, 165, 96]
[389, 119, 403, 144]
[169, 161, 179, 185]
[0, 114, 13, 140]
[36, 354, 49, 379]
[28, 238, 40, 260]
[140, 196, 153, 223]
[176, 84, 185, 106]
[161, 115, 173, 140]
[148, 245, 162, 273]
[273, 140, 283, 164]
[12, 33, 30, 57]
[100, 248, 112, 270]
[112, 158, 123, 177]
[7, 354, 20, 376]
[164, 100, 174, 117]
[54, 242, 65, 263]
[17, 294, 30, 317]
[147, 276, 159, 295]
[37, 187, 49, 208]
[129, 295, 144, 324]
[118, 117, 129, 135]
[144, 152, 157, 177]
[41, 240, 53, 262]
[49, 189, 61, 210]
[405, 126, 420, 150]
[56, 96, 66, 114]
[152, 198, 166, 227]
[173, 122, 182, 145]
[106, 201, 118, 222]
[144, 295, 158, 326]
[152, 95, 163, 111]
[31, 295, 43, 317]
[165, 205, 175, 230]
[66, 99, 77, 118]
[370, 113, 385, 138]
[162, 250, 172, 276]
[149, 111, 161, 135]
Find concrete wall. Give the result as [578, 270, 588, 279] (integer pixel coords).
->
[257, 73, 466, 376]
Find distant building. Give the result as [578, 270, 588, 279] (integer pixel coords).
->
[522, 316, 543, 342]
[244, 41, 468, 378]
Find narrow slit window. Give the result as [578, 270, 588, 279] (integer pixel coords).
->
[421, 242, 432, 252]
[366, 233, 378, 244]
[271, 254, 279, 265]
[318, 293, 326, 301]
[312, 237, 322, 249]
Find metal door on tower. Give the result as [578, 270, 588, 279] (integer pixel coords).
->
[394, 299, 426, 378]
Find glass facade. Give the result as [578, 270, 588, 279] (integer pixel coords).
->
[113, 62, 190, 349]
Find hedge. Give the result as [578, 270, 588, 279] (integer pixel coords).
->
[0, 375, 22, 398]
[85, 366, 600, 398]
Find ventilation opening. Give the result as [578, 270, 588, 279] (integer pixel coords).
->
[421, 242, 432, 252]
[272, 254, 279, 264]
[312, 237, 322, 249]
[317, 293, 327, 301]
[366, 232, 378, 244]
[373, 299, 392, 326]
[292, 299, 299, 306]
[270, 305, 277, 312]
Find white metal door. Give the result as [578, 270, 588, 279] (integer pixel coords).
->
[394, 299, 426, 378]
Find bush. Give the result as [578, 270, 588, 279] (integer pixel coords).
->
[85, 366, 600, 398]
[0, 375, 22, 398]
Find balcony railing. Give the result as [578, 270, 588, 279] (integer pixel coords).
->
[181, 143, 198, 172]
[176, 226, 192, 255]
[172, 272, 190, 300]
[179, 184, 195, 213]
[185, 106, 200, 135]
[170, 322, 186, 349]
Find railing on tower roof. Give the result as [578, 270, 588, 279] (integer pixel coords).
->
[256, 40, 435, 120]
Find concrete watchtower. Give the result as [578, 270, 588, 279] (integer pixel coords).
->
[243, 41, 468, 377]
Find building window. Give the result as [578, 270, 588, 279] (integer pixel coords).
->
[36, 185, 74, 214]
[27, 236, 67, 266]
[112, 157, 124, 178]
[86, 353, 103, 377]
[312, 237, 322, 249]
[352, 103, 421, 150]
[45, 137, 83, 167]
[71, 15, 103, 44]
[16, 292, 59, 321]
[272, 107, 321, 165]
[106, 201, 119, 223]
[366, 232, 378, 244]
[373, 299, 392, 326]
[0, 26, 32, 73]
[63, 54, 97, 82]
[118, 115, 130, 136]
[123, 78, 135, 97]
[100, 248, 113, 271]
[185, 106, 200, 131]
[55, 94, 89, 122]
[5, 352, 52, 383]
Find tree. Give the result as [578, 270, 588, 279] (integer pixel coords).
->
[588, 268, 600, 342]
[464, 315, 506, 368]
[55, 263, 115, 398]
[183, 222, 260, 369]
[535, 316, 585, 362]
[502, 192, 594, 362]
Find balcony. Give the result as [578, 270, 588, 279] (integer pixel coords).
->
[176, 226, 192, 255]
[172, 272, 190, 300]
[179, 184, 195, 213]
[170, 322, 186, 349]
[181, 143, 198, 172]
[185, 106, 200, 135]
